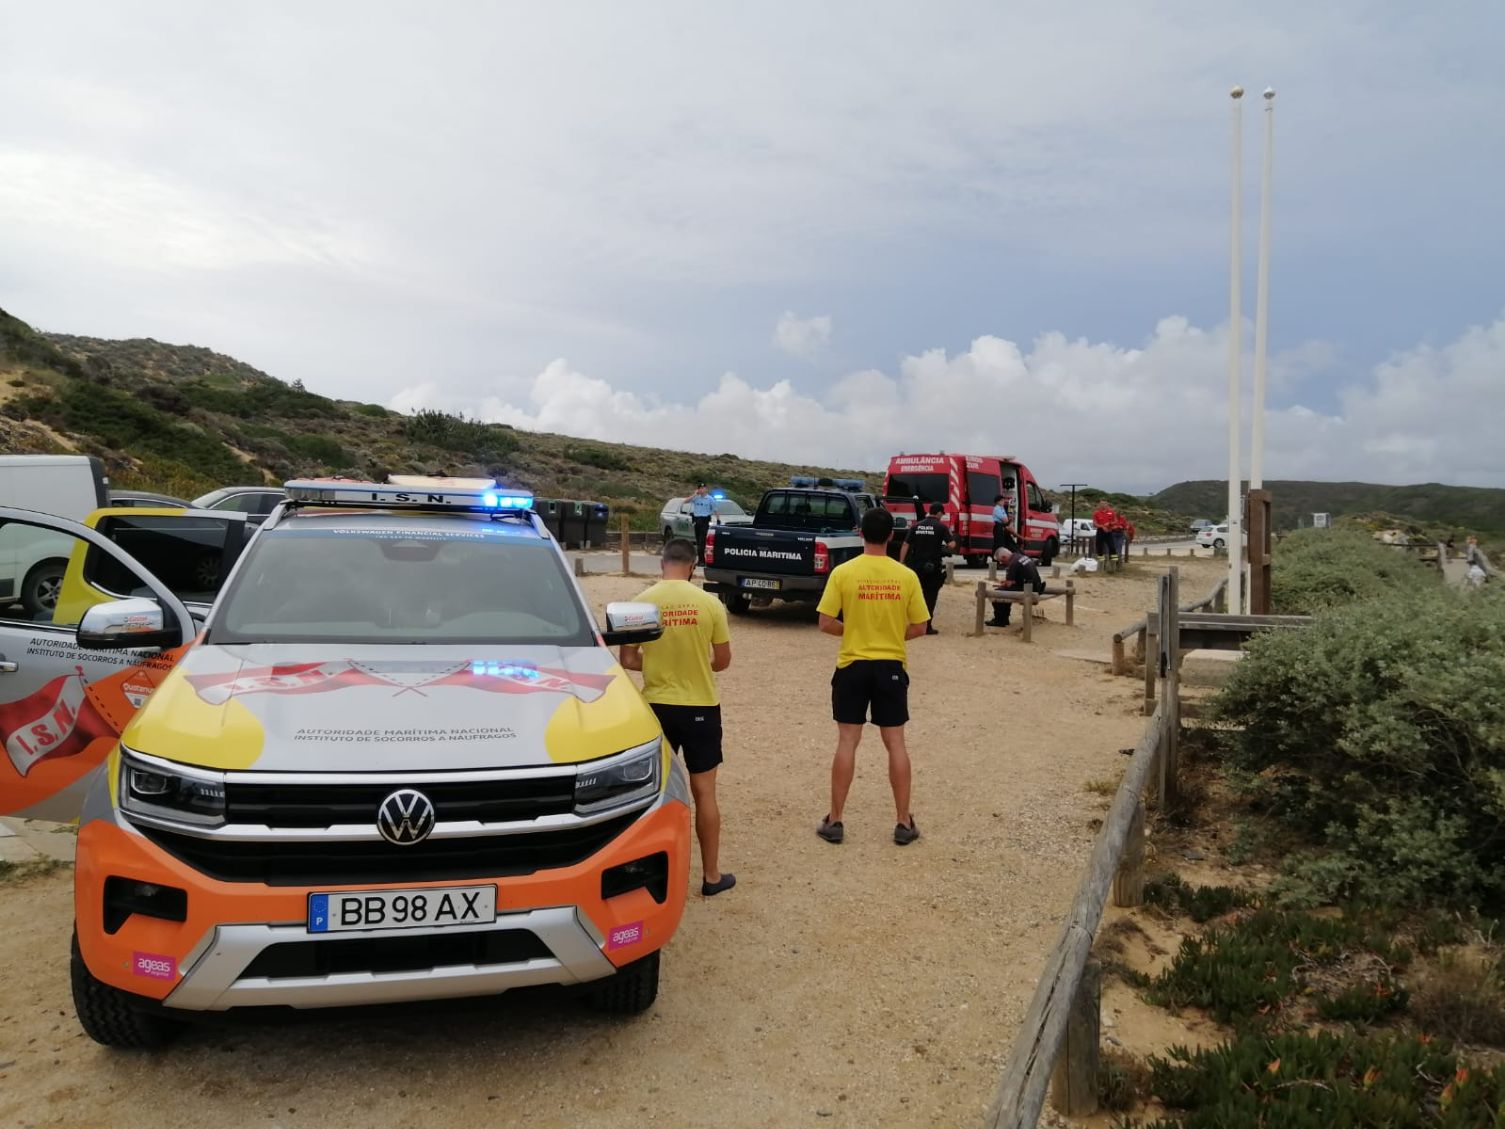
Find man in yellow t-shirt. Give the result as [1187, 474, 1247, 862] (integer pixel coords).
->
[620, 538, 735, 897]
[814, 507, 930, 847]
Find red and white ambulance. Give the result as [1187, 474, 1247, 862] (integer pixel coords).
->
[883, 453, 1061, 567]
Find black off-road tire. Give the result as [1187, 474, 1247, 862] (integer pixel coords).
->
[722, 590, 752, 616]
[1040, 538, 1059, 567]
[662, 527, 674, 546]
[21, 558, 66, 618]
[71, 932, 182, 1049]
[587, 951, 660, 1015]
[1213, 538, 1226, 549]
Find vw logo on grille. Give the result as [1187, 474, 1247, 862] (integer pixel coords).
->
[376, 789, 436, 846]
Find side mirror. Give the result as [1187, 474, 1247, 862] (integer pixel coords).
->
[77, 597, 182, 651]
[602, 601, 664, 647]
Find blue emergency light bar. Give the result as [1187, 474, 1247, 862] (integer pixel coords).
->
[284, 478, 534, 512]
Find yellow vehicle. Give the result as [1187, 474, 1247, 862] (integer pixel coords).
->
[51, 507, 255, 627]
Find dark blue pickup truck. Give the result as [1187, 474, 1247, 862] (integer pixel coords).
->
[701, 486, 902, 615]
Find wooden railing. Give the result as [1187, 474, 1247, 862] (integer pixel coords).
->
[985, 570, 1187, 1127]
[1110, 576, 1227, 676]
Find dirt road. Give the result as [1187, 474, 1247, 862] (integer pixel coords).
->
[0, 559, 1224, 1129]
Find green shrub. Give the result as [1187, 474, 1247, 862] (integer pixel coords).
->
[1144, 908, 1407, 1028]
[1139, 1030, 1505, 1127]
[1098, 1047, 1152, 1111]
[14, 385, 245, 483]
[283, 433, 352, 467]
[1143, 873, 1254, 923]
[1270, 528, 1434, 614]
[401, 409, 519, 456]
[1409, 946, 1505, 1047]
[1215, 586, 1505, 911]
[112, 452, 219, 499]
[179, 378, 339, 419]
[563, 444, 632, 472]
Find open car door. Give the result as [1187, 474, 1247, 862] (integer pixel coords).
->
[0, 507, 196, 822]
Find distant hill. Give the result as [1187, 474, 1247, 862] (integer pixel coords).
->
[1152, 479, 1505, 535]
[0, 307, 874, 529]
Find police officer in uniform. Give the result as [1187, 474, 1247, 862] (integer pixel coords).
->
[987, 546, 1046, 628]
[900, 503, 956, 635]
[689, 483, 717, 564]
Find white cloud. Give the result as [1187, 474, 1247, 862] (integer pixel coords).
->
[394, 312, 1505, 492]
[773, 312, 833, 360]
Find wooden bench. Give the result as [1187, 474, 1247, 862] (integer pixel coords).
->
[969, 580, 1075, 643]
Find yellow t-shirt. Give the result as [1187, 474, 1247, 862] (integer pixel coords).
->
[816, 552, 930, 668]
[632, 579, 731, 706]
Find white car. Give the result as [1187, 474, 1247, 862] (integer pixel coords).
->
[659, 495, 753, 541]
[1194, 523, 1245, 549]
[1059, 518, 1097, 545]
[0, 454, 110, 617]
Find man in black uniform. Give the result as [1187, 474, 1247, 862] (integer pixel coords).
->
[986, 546, 1046, 628]
[899, 503, 956, 635]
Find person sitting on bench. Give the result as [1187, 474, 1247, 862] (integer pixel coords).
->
[987, 547, 1046, 628]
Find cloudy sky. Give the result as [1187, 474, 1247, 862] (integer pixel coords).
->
[2, 1, 1502, 491]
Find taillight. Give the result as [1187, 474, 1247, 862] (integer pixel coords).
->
[814, 542, 830, 574]
[704, 529, 715, 565]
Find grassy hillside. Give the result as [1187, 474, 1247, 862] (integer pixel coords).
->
[1152, 478, 1505, 537]
[0, 308, 875, 529]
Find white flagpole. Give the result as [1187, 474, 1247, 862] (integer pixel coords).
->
[1250, 88, 1276, 492]
[1226, 86, 1245, 614]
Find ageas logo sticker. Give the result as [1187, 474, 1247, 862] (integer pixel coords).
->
[132, 951, 178, 981]
[607, 922, 644, 950]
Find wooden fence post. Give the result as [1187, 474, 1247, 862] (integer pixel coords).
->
[1162, 569, 1181, 802]
[973, 581, 987, 636]
[1064, 580, 1075, 626]
[1142, 612, 1158, 716]
[573, 556, 586, 578]
[988, 554, 998, 583]
[620, 515, 631, 576]
[1021, 588, 1035, 643]
[1133, 624, 1146, 665]
[1111, 635, 1126, 675]
[1049, 957, 1101, 1117]
[944, 560, 955, 586]
[1112, 803, 1146, 908]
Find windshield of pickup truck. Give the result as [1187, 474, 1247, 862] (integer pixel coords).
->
[759, 492, 856, 531]
[208, 518, 594, 646]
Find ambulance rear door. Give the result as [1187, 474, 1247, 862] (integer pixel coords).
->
[962, 456, 1004, 559]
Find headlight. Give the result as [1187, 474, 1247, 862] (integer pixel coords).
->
[574, 740, 662, 815]
[119, 750, 227, 828]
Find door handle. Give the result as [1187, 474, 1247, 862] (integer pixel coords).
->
[0, 660, 17, 674]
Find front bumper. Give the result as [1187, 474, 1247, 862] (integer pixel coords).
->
[163, 907, 614, 1010]
[75, 798, 689, 1012]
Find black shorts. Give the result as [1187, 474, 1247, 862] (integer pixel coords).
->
[831, 660, 910, 728]
[650, 704, 723, 774]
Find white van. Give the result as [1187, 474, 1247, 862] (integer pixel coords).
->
[0, 455, 109, 616]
